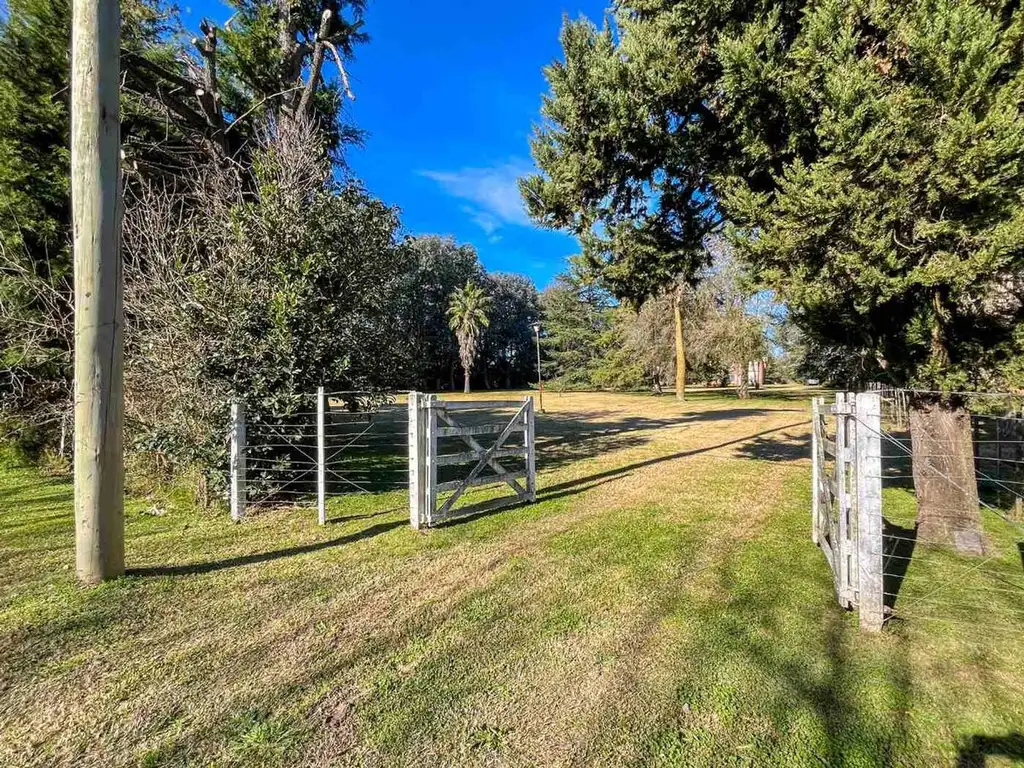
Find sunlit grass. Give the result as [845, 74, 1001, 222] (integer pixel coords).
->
[0, 388, 1021, 766]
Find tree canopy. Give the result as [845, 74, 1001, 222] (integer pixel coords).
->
[0, 0, 544, 468]
[523, 0, 1024, 391]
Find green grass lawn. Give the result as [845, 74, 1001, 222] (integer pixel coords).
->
[1, 388, 1022, 767]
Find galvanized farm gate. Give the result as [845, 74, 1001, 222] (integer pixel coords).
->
[408, 394, 537, 528]
[811, 391, 884, 631]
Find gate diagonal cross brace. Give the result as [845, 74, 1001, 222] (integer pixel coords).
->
[435, 407, 527, 497]
[436, 402, 529, 517]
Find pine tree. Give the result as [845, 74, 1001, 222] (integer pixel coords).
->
[524, 0, 1024, 548]
[538, 270, 614, 390]
[0, 0, 70, 270]
[0, 0, 176, 447]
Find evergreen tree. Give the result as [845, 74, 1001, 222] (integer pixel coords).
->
[520, 12, 721, 303]
[0, 0, 70, 269]
[405, 235, 483, 390]
[481, 273, 539, 389]
[0, 0, 177, 448]
[525, 0, 1024, 547]
[538, 270, 614, 390]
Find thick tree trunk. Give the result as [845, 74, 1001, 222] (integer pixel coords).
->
[674, 296, 686, 402]
[463, 370, 471, 394]
[909, 398, 985, 554]
[734, 363, 750, 399]
[736, 374, 749, 400]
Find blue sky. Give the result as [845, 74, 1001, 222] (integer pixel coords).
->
[184, 0, 608, 289]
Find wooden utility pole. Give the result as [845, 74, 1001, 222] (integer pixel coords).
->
[72, 0, 124, 583]
[674, 293, 686, 402]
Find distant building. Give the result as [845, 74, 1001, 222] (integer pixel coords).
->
[730, 360, 767, 388]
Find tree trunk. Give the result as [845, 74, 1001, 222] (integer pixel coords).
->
[734, 363, 750, 399]
[71, 0, 125, 583]
[909, 397, 985, 554]
[674, 295, 686, 402]
[464, 370, 471, 394]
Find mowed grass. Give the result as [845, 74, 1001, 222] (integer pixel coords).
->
[1, 387, 1022, 767]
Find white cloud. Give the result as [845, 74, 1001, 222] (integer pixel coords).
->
[461, 206, 500, 236]
[421, 161, 534, 234]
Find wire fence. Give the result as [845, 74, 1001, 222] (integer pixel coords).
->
[865, 387, 1023, 636]
[236, 390, 410, 514]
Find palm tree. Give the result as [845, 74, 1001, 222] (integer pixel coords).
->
[447, 281, 492, 393]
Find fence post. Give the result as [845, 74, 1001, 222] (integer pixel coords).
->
[811, 397, 821, 546]
[525, 396, 537, 503]
[230, 401, 246, 522]
[425, 396, 438, 528]
[408, 392, 425, 530]
[317, 387, 326, 526]
[856, 391, 885, 632]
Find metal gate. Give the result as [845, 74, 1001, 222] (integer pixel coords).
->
[812, 393, 858, 608]
[812, 391, 885, 630]
[408, 394, 537, 528]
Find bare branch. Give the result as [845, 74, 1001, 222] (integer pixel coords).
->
[324, 40, 355, 101]
[297, 9, 333, 118]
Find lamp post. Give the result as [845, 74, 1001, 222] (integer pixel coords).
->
[531, 321, 544, 413]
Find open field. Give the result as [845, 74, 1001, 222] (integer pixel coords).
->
[1, 387, 1022, 766]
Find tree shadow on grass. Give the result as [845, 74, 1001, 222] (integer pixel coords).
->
[629, 535, 916, 766]
[0, 469, 74, 513]
[325, 507, 401, 525]
[427, 421, 806, 530]
[0, 493, 74, 521]
[536, 409, 808, 473]
[536, 422, 809, 501]
[957, 733, 1024, 767]
[538, 406, 803, 436]
[732, 429, 811, 463]
[432, 476, 626, 529]
[128, 520, 405, 577]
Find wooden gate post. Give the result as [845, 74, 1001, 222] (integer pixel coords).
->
[317, 387, 326, 526]
[856, 391, 885, 631]
[230, 401, 246, 522]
